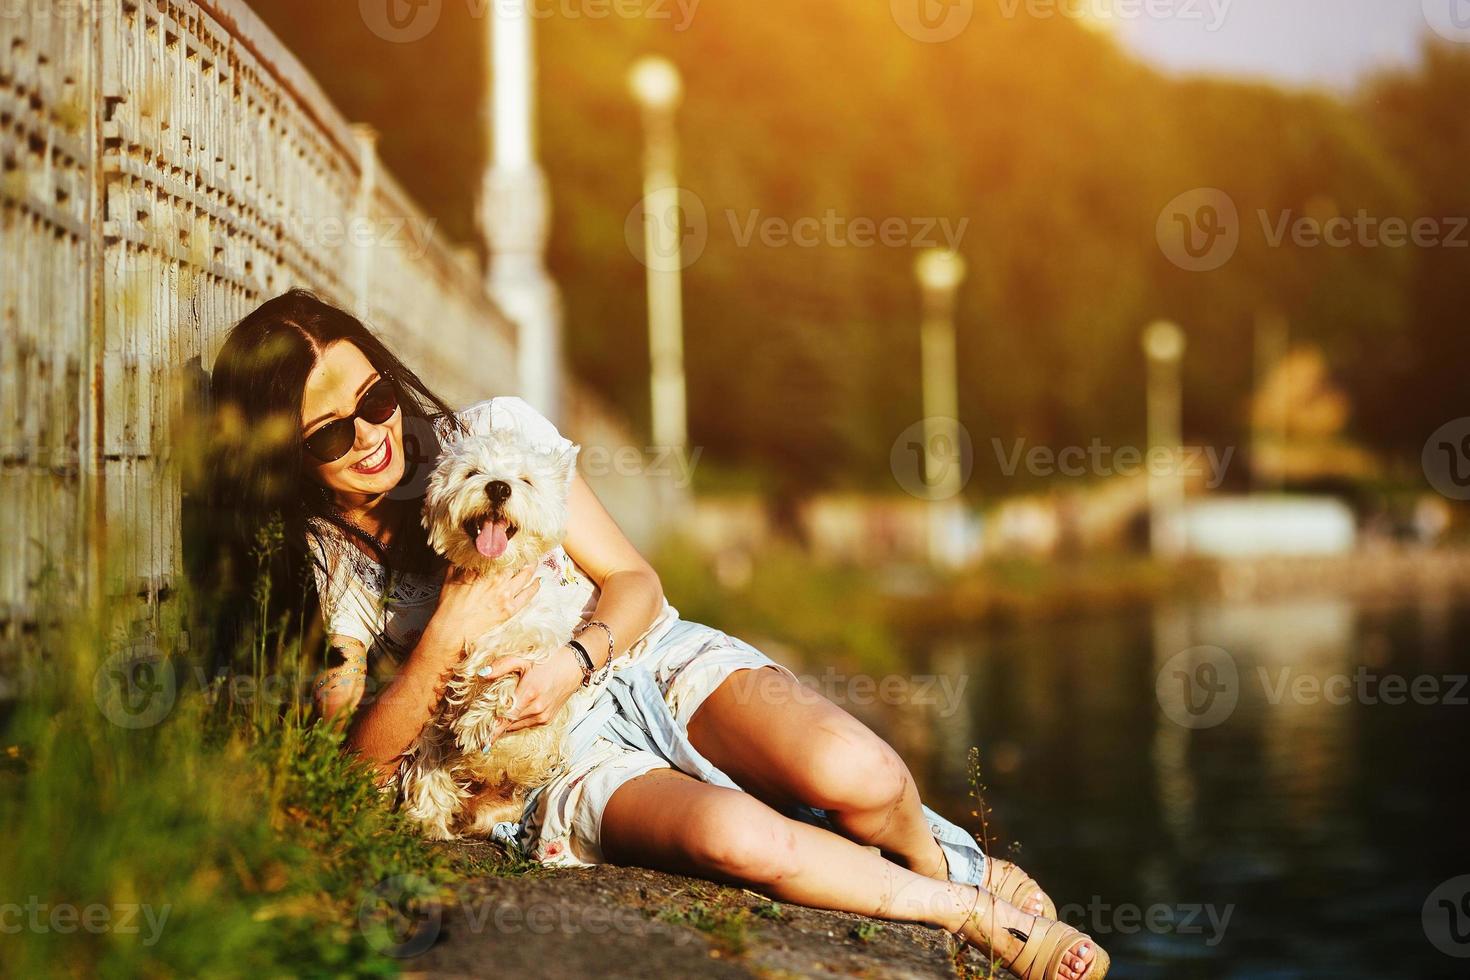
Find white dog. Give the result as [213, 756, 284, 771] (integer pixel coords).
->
[398, 425, 592, 840]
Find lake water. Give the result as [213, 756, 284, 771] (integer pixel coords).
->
[898, 598, 1470, 979]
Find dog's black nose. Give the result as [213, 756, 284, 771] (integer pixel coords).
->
[486, 480, 511, 505]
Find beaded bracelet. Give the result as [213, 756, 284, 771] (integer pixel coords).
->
[315, 666, 366, 691]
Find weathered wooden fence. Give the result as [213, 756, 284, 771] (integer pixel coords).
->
[1, 0, 648, 636]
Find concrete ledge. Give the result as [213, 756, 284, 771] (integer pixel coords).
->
[408, 859, 1016, 979]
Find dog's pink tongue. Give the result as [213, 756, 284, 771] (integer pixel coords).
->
[475, 521, 510, 559]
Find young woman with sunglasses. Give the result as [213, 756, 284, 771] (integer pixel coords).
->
[207, 289, 1106, 980]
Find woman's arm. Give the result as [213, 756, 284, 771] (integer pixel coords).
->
[342, 624, 466, 779]
[313, 637, 369, 724]
[492, 473, 667, 733]
[341, 563, 542, 782]
[564, 473, 665, 661]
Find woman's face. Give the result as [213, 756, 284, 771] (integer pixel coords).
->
[301, 340, 405, 503]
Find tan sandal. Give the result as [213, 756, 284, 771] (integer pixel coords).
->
[984, 858, 1058, 920]
[952, 890, 1109, 980]
[1008, 916, 1110, 980]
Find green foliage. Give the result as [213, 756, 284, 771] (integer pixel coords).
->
[244, 5, 1469, 490]
[657, 901, 752, 954]
[654, 537, 902, 672]
[0, 594, 508, 977]
[1354, 44, 1470, 452]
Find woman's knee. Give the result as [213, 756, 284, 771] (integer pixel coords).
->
[680, 793, 802, 885]
[798, 722, 912, 817]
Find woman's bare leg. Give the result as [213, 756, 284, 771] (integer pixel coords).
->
[686, 668, 950, 880]
[600, 768, 1097, 980]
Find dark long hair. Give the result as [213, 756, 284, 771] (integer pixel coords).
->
[207, 288, 464, 575]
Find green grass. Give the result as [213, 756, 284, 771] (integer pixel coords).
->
[657, 901, 754, 955]
[751, 901, 784, 920]
[654, 537, 904, 672]
[0, 532, 514, 977]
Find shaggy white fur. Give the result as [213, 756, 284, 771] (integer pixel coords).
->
[398, 426, 589, 840]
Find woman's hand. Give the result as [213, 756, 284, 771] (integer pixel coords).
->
[429, 562, 541, 653]
[481, 647, 585, 734]
[313, 639, 368, 725]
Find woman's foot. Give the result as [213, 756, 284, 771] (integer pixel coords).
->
[950, 886, 1101, 980]
[909, 844, 1048, 921]
[983, 857, 1051, 916]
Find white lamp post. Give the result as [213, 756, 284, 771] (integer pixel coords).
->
[1143, 320, 1187, 560]
[629, 56, 688, 455]
[915, 249, 967, 567]
[481, 0, 563, 421]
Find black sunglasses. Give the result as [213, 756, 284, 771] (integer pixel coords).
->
[303, 377, 400, 463]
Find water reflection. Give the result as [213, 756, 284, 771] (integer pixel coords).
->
[902, 598, 1470, 978]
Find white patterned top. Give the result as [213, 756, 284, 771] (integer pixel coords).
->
[306, 396, 609, 665]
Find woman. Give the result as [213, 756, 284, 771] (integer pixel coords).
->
[209, 289, 1108, 980]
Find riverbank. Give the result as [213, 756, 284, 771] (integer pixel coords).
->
[885, 544, 1470, 634]
[402, 847, 1014, 980]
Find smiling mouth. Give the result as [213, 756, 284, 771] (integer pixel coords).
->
[351, 439, 393, 475]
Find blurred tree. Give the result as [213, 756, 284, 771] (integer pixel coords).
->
[1358, 42, 1470, 458]
[247, 1, 1460, 495]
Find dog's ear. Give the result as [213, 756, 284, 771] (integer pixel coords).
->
[551, 443, 580, 491]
